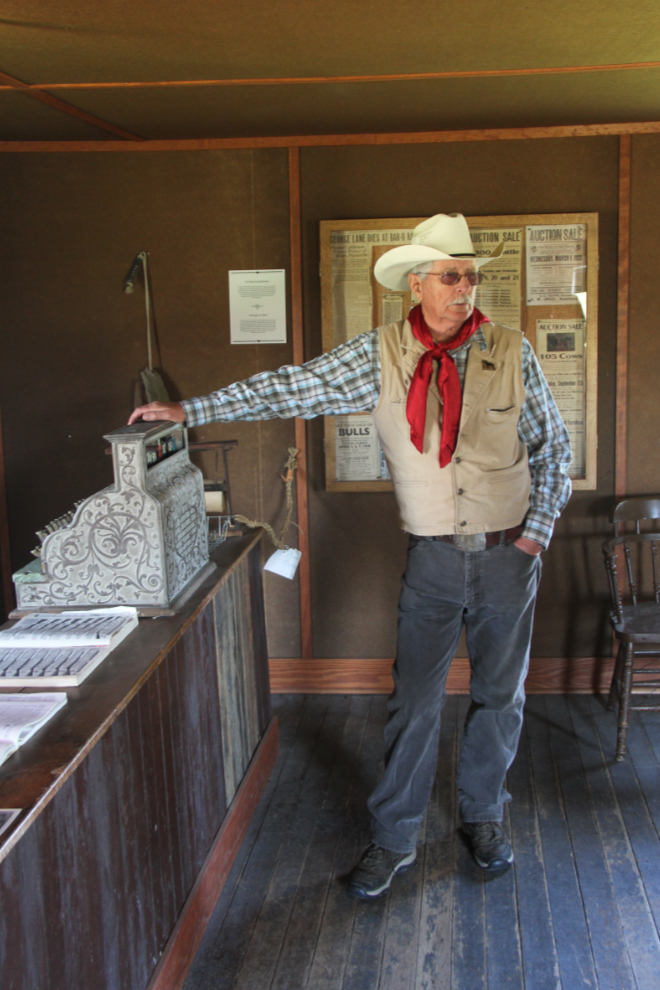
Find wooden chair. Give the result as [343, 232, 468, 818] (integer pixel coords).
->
[603, 497, 660, 759]
[613, 497, 660, 538]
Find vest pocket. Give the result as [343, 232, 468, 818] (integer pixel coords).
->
[488, 468, 525, 485]
[485, 405, 516, 423]
[395, 479, 428, 488]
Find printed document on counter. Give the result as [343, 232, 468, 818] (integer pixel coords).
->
[0, 607, 138, 687]
[0, 693, 67, 768]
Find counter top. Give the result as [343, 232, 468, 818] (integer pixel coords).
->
[0, 530, 263, 862]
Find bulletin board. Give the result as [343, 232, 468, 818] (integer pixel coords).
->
[320, 213, 598, 491]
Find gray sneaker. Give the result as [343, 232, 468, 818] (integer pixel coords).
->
[347, 842, 417, 899]
[462, 821, 514, 872]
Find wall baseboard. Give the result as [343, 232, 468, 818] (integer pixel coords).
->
[146, 717, 279, 990]
[268, 657, 615, 695]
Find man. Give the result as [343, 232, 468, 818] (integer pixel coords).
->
[130, 213, 571, 899]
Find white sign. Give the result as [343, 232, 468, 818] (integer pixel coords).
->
[263, 548, 302, 580]
[526, 224, 587, 305]
[229, 270, 287, 344]
[536, 319, 586, 479]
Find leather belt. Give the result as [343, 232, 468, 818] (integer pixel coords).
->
[428, 525, 524, 551]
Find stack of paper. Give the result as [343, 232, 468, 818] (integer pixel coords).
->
[0, 693, 68, 767]
[0, 607, 139, 687]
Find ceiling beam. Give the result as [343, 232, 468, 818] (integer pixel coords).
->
[2, 61, 660, 92]
[2, 119, 660, 153]
[0, 69, 143, 141]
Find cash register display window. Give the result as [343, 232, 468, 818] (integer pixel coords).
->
[145, 428, 186, 469]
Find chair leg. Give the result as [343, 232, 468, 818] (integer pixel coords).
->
[608, 643, 623, 711]
[616, 643, 634, 761]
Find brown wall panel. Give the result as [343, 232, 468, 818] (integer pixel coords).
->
[300, 138, 620, 658]
[628, 134, 660, 495]
[0, 137, 625, 663]
[0, 148, 301, 657]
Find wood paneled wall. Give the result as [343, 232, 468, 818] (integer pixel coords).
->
[0, 149, 301, 655]
[0, 132, 656, 669]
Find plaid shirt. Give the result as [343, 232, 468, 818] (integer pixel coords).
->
[182, 326, 572, 547]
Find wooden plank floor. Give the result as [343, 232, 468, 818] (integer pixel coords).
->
[183, 694, 660, 990]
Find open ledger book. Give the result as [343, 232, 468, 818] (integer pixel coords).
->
[0, 693, 68, 767]
[0, 608, 139, 687]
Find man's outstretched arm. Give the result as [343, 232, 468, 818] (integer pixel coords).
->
[129, 332, 381, 426]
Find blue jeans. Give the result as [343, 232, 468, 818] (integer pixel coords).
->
[369, 534, 542, 855]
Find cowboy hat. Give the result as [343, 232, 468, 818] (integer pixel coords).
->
[373, 213, 504, 291]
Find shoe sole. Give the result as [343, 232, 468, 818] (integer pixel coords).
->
[347, 850, 417, 899]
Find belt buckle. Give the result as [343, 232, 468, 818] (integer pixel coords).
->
[453, 532, 487, 552]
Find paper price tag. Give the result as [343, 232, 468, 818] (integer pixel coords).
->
[263, 548, 302, 580]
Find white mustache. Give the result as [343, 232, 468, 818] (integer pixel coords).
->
[451, 295, 472, 305]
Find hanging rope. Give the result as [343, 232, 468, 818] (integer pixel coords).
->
[234, 447, 300, 550]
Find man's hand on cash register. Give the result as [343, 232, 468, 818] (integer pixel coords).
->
[128, 401, 186, 425]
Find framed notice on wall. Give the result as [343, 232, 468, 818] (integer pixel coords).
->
[320, 213, 598, 491]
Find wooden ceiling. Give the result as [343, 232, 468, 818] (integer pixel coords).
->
[1, 1, 660, 142]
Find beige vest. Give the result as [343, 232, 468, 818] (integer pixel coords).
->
[372, 319, 531, 536]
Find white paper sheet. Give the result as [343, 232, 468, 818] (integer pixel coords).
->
[229, 269, 287, 344]
[526, 224, 587, 305]
[263, 548, 302, 580]
[0, 693, 67, 744]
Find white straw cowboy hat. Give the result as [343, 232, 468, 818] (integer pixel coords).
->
[374, 213, 504, 291]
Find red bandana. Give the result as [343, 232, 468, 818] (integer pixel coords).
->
[406, 304, 490, 468]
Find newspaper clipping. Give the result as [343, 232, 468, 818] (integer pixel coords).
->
[526, 224, 587, 306]
[330, 228, 415, 345]
[536, 319, 586, 478]
[334, 414, 390, 482]
[472, 227, 522, 329]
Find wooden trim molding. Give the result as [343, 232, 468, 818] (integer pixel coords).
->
[268, 657, 616, 695]
[616, 134, 632, 499]
[5, 61, 660, 93]
[3, 119, 660, 154]
[288, 148, 313, 659]
[146, 716, 279, 990]
[0, 68, 143, 142]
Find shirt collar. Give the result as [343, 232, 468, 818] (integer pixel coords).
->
[449, 324, 488, 355]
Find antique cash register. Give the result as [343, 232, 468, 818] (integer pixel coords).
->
[12, 421, 215, 615]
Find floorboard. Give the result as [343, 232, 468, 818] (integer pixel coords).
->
[184, 695, 660, 990]
[415, 696, 457, 990]
[524, 697, 597, 990]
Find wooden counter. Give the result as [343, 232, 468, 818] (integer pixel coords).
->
[0, 530, 277, 990]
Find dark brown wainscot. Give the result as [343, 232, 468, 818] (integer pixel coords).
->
[0, 530, 277, 990]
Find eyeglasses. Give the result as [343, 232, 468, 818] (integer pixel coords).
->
[425, 271, 484, 286]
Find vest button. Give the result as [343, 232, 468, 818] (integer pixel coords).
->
[460, 521, 467, 527]
[454, 457, 461, 463]
[457, 488, 464, 495]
